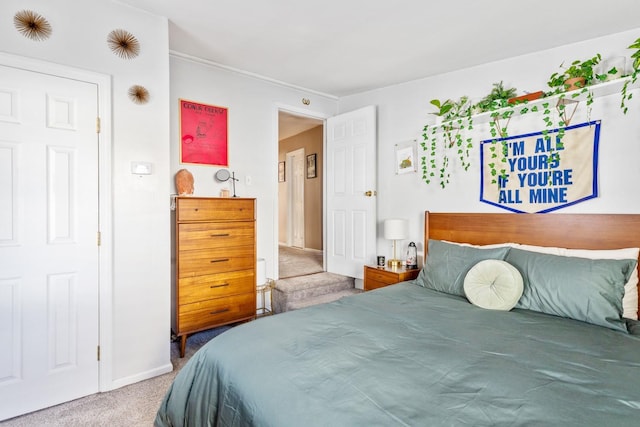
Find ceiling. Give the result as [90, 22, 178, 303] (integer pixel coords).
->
[278, 111, 323, 140]
[118, 0, 640, 98]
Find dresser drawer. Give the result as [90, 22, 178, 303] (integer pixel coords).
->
[178, 270, 255, 305]
[366, 269, 397, 285]
[177, 197, 255, 222]
[177, 292, 255, 333]
[365, 278, 395, 291]
[364, 265, 420, 291]
[178, 222, 254, 251]
[178, 245, 255, 277]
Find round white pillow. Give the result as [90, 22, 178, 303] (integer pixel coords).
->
[463, 259, 523, 311]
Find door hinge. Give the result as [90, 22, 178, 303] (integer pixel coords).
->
[96, 117, 101, 134]
[97, 345, 101, 361]
[97, 231, 101, 246]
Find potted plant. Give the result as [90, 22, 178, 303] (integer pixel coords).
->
[621, 37, 640, 114]
[547, 53, 620, 132]
[428, 98, 454, 118]
[630, 37, 640, 70]
[547, 54, 615, 93]
[508, 91, 545, 105]
[475, 81, 517, 112]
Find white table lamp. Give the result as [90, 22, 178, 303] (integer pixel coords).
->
[384, 219, 408, 268]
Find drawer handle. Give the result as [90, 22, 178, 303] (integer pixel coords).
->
[210, 308, 230, 315]
[210, 283, 229, 289]
[210, 233, 230, 237]
[210, 258, 229, 263]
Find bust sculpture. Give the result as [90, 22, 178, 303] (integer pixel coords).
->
[175, 168, 194, 195]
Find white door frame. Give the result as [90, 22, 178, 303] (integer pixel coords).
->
[274, 104, 329, 278]
[0, 52, 114, 390]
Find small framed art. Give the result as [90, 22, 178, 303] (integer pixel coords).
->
[395, 140, 417, 174]
[306, 153, 317, 178]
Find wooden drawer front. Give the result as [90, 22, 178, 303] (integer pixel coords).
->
[367, 269, 397, 285]
[178, 270, 255, 305]
[179, 246, 255, 277]
[178, 292, 255, 333]
[177, 198, 255, 222]
[178, 222, 254, 251]
[366, 278, 395, 291]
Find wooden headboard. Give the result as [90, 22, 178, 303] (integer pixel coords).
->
[424, 211, 640, 317]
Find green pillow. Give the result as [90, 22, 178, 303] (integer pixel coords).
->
[416, 239, 510, 296]
[507, 247, 637, 332]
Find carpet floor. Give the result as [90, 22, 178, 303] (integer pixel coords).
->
[278, 245, 323, 278]
[1, 327, 231, 427]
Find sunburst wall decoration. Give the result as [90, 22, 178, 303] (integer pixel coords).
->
[107, 29, 140, 59]
[128, 85, 150, 104]
[14, 10, 52, 41]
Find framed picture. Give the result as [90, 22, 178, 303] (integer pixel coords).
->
[306, 153, 317, 178]
[278, 161, 285, 182]
[179, 99, 228, 166]
[395, 140, 417, 174]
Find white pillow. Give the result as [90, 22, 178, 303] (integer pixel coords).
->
[443, 240, 516, 249]
[464, 260, 524, 311]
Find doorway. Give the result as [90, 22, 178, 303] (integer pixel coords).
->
[277, 110, 324, 278]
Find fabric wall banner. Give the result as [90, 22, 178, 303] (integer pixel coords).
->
[480, 121, 600, 213]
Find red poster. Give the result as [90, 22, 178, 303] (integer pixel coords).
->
[180, 99, 228, 166]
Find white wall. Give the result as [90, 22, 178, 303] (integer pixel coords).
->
[338, 28, 640, 264]
[0, 0, 171, 388]
[169, 56, 338, 281]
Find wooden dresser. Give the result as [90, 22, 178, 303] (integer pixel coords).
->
[174, 197, 256, 357]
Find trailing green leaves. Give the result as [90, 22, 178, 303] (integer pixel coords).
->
[421, 96, 474, 188]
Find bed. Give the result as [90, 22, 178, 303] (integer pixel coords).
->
[155, 212, 640, 426]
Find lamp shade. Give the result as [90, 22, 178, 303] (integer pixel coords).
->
[384, 219, 408, 240]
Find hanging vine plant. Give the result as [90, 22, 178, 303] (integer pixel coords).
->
[421, 96, 474, 188]
[475, 82, 518, 185]
[621, 37, 640, 114]
[419, 37, 640, 190]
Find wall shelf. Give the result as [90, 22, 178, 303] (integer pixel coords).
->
[426, 76, 636, 131]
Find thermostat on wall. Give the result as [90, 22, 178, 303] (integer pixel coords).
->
[131, 161, 152, 175]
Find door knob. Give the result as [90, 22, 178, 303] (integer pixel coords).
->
[364, 190, 377, 197]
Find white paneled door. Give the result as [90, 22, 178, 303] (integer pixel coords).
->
[286, 148, 305, 248]
[326, 106, 377, 279]
[0, 64, 100, 420]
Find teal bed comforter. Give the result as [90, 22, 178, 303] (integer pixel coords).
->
[155, 282, 640, 426]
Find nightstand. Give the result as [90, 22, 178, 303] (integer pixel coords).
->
[363, 265, 420, 291]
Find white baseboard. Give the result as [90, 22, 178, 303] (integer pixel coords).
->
[279, 244, 323, 254]
[107, 363, 173, 391]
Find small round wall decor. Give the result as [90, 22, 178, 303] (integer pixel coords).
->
[128, 85, 150, 104]
[14, 10, 52, 41]
[107, 29, 140, 59]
